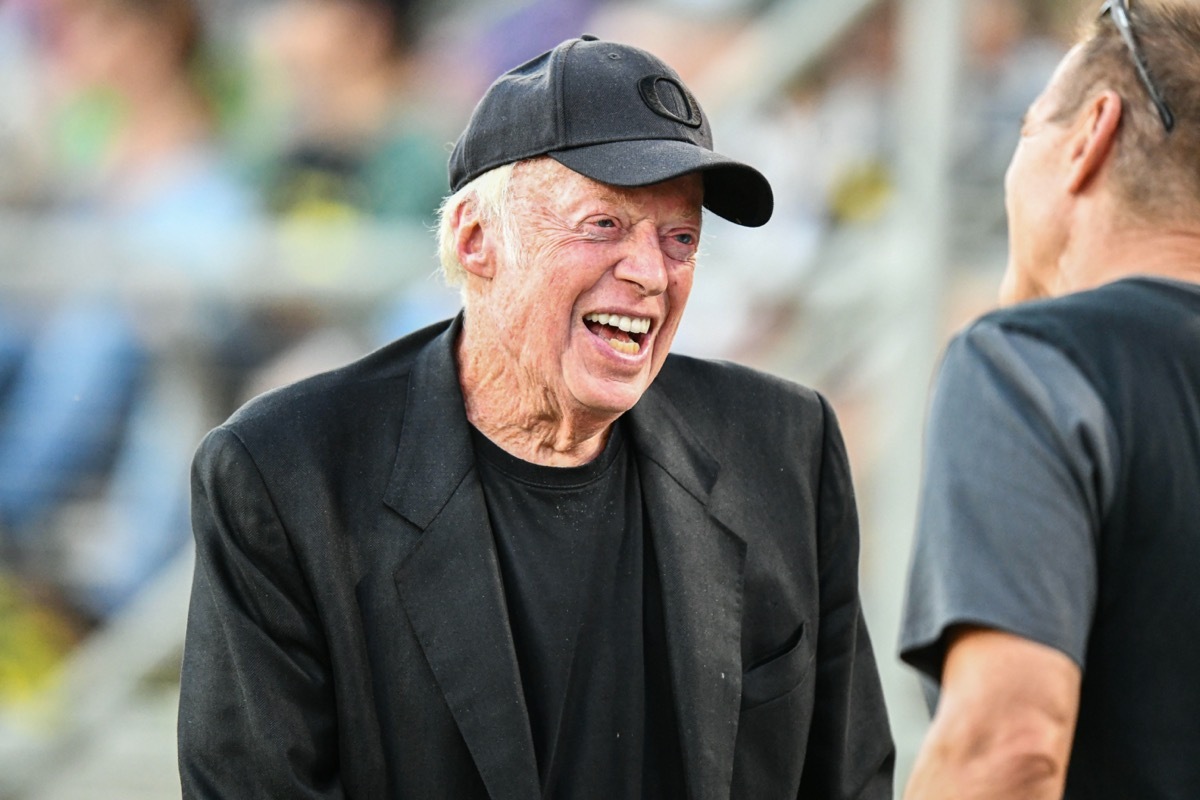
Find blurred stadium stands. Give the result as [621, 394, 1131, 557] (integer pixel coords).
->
[0, 0, 1084, 796]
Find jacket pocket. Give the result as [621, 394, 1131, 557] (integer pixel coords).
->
[741, 622, 813, 709]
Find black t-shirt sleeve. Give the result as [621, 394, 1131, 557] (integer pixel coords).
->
[899, 322, 1118, 681]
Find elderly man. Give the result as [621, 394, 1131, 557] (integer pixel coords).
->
[900, 2, 1200, 798]
[177, 36, 893, 798]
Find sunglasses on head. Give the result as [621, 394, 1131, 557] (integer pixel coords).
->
[1100, 0, 1175, 132]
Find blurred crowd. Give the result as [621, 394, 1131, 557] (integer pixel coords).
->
[0, 0, 1076, 726]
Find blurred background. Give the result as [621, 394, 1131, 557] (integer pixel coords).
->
[0, 0, 1086, 796]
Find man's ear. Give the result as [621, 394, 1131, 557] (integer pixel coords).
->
[453, 198, 496, 280]
[1067, 89, 1123, 194]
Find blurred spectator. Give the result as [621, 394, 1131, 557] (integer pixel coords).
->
[0, 0, 255, 632]
[255, 0, 448, 224]
[226, 0, 464, 401]
[46, 0, 253, 263]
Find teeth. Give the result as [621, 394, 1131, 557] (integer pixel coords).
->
[585, 312, 650, 334]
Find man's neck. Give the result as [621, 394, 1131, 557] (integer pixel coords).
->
[455, 331, 616, 468]
[1062, 225, 1200, 295]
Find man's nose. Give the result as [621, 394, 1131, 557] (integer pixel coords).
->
[613, 223, 669, 296]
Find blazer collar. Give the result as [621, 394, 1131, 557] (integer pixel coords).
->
[385, 327, 747, 800]
[628, 382, 748, 800]
[385, 318, 541, 800]
[384, 316, 475, 530]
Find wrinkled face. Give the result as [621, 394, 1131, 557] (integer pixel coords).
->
[473, 159, 703, 418]
[1001, 47, 1082, 304]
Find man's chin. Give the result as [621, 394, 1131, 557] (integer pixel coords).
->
[568, 377, 650, 420]
[562, 350, 657, 410]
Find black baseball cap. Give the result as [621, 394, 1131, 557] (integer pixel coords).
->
[448, 35, 773, 227]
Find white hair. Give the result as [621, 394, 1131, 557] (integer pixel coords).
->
[436, 162, 519, 289]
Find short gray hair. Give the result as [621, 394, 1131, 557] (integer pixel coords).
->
[1052, 1, 1200, 222]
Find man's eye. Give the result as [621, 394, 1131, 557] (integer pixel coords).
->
[594, 218, 616, 228]
[662, 230, 698, 261]
[667, 231, 697, 249]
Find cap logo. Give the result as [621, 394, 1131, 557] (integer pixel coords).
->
[638, 76, 703, 128]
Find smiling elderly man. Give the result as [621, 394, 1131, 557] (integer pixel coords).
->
[178, 36, 893, 799]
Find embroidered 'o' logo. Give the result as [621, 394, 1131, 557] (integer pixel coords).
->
[638, 76, 703, 128]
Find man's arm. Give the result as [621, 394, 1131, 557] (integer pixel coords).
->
[899, 324, 1117, 799]
[178, 427, 346, 800]
[797, 395, 895, 799]
[904, 627, 1080, 799]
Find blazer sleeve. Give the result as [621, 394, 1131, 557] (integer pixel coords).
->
[178, 426, 346, 800]
[797, 395, 895, 799]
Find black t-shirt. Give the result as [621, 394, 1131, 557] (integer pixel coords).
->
[901, 278, 1200, 797]
[472, 422, 684, 798]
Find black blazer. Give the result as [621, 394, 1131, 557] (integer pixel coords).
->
[178, 318, 893, 799]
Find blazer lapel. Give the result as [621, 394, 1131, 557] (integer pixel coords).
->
[383, 320, 540, 800]
[628, 386, 747, 800]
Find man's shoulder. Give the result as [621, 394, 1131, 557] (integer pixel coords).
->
[652, 353, 829, 451]
[645, 355, 845, 549]
[978, 277, 1198, 332]
[220, 318, 451, 441]
[657, 352, 823, 410]
[960, 278, 1200, 370]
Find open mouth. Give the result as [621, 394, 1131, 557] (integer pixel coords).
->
[583, 312, 651, 356]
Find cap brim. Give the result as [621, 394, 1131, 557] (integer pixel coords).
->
[549, 139, 774, 227]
